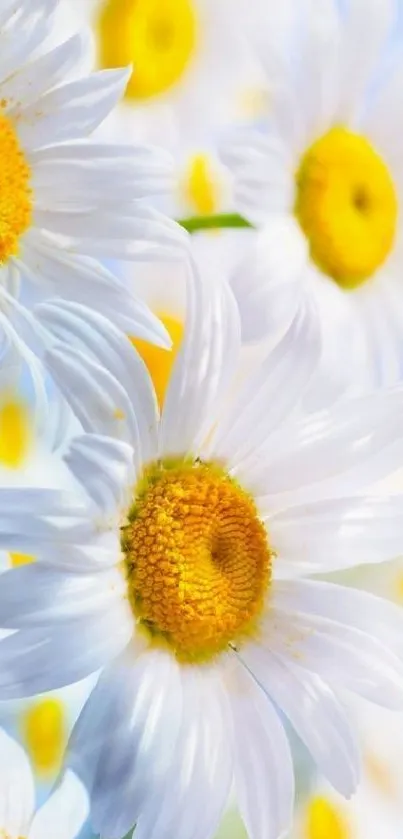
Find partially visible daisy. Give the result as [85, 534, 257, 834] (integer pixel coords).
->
[2, 260, 403, 839]
[90, 0, 264, 146]
[290, 700, 403, 839]
[223, 0, 403, 400]
[0, 726, 88, 839]
[0, 0, 185, 360]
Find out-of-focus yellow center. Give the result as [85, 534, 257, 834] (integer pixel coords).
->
[182, 154, 220, 216]
[0, 113, 32, 264]
[131, 313, 183, 409]
[0, 398, 31, 468]
[97, 0, 197, 100]
[122, 459, 271, 663]
[20, 698, 66, 778]
[10, 552, 35, 567]
[295, 127, 398, 290]
[305, 796, 350, 839]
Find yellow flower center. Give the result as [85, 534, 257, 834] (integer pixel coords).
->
[131, 313, 183, 409]
[0, 397, 31, 469]
[304, 796, 350, 839]
[20, 698, 66, 778]
[295, 127, 398, 290]
[97, 0, 197, 100]
[9, 552, 35, 567]
[182, 154, 220, 216]
[0, 113, 32, 264]
[122, 459, 271, 663]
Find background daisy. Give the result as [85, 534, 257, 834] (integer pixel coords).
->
[223, 0, 403, 402]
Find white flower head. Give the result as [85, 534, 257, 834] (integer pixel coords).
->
[0, 0, 188, 364]
[0, 726, 89, 839]
[3, 257, 403, 839]
[223, 0, 403, 401]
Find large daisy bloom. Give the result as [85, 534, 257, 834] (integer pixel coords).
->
[0, 727, 88, 839]
[224, 0, 403, 398]
[0, 0, 184, 354]
[4, 264, 403, 839]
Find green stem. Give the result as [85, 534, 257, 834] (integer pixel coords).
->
[177, 212, 253, 234]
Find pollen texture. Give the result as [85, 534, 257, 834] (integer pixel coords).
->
[122, 460, 271, 662]
[295, 126, 397, 289]
[0, 113, 32, 264]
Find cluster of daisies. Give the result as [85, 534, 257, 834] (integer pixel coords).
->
[3, 0, 403, 838]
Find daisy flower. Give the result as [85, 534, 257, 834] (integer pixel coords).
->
[90, 0, 264, 146]
[0, 0, 184, 359]
[223, 0, 403, 398]
[0, 726, 88, 839]
[2, 259, 403, 839]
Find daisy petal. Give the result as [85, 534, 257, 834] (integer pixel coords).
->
[268, 494, 403, 576]
[40, 300, 160, 459]
[239, 647, 360, 796]
[0, 728, 35, 838]
[225, 658, 294, 839]
[29, 770, 89, 839]
[211, 298, 320, 468]
[160, 258, 241, 457]
[17, 68, 131, 149]
[64, 433, 134, 516]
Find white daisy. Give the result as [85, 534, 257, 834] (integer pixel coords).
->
[0, 726, 89, 839]
[223, 0, 403, 400]
[0, 0, 186, 359]
[88, 0, 264, 146]
[3, 261, 403, 839]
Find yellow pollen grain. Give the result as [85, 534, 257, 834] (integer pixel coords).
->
[0, 398, 31, 469]
[131, 313, 184, 409]
[295, 126, 398, 290]
[20, 698, 66, 778]
[304, 796, 350, 839]
[97, 0, 197, 100]
[122, 460, 271, 663]
[183, 154, 220, 216]
[0, 113, 32, 264]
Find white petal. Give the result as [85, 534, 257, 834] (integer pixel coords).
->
[0, 727, 35, 838]
[69, 647, 184, 839]
[262, 596, 403, 709]
[0, 609, 132, 699]
[2, 33, 84, 114]
[211, 298, 320, 468]
[268, 494, 403, 576]
[0, 1, 56, 88]
[135, 666, 233, 839]
[160, 257, 241, 458]
[17, 68, 131, 149]
[64, 434, 134, 516]
[248, 386, 403, 506]
[44, 343, 141, 454]
[239, 647, 360, 796]
[230, 218, 308, 343]
[225, 658, 294, 839]
[40, 300, 160, 459]
[29, 770, 89, 839]
[272, 578, 403, 667]
[0, 563, 126, 629]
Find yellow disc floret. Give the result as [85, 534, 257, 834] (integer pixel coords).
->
[295, 126, 398, 290]
[97, 0, 197, 100]
[0, 397, 31, 468]
[131, 313, 183, 409]
[304, 796, 350, 839]
[122, 460, 271, 663]
[182, 154, 220, 216]
[0, 113, 32, 264]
